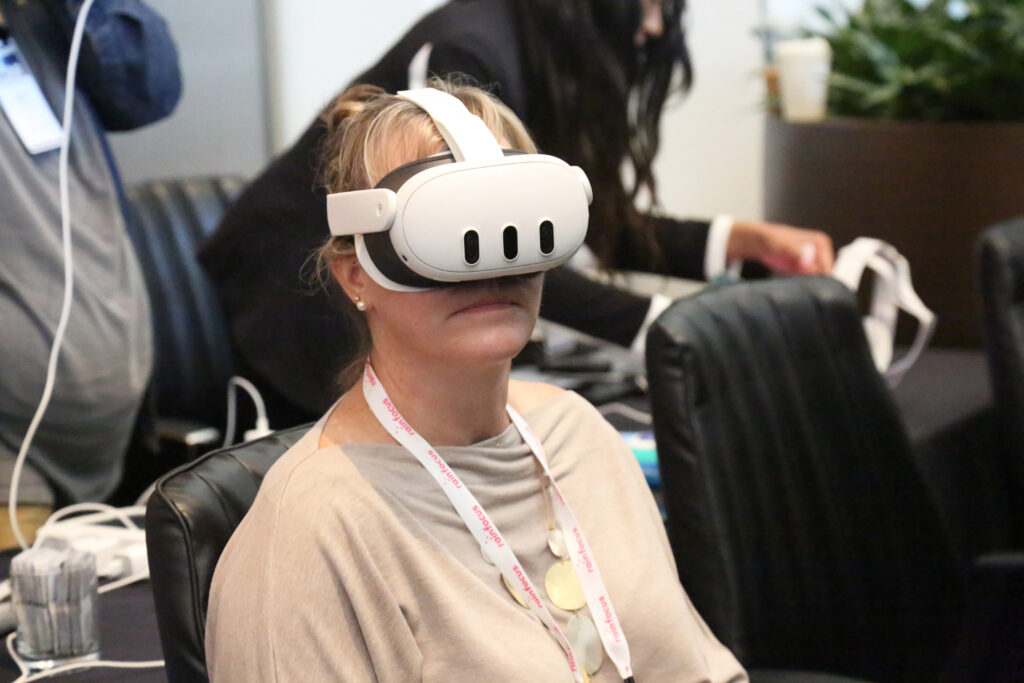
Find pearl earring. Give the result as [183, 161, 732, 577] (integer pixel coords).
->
[354, 297, 366, 312]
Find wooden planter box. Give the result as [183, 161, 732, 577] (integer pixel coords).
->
[764, 116, 1024, 347]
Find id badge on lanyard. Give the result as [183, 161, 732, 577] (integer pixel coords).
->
[0, 35, 63, 154]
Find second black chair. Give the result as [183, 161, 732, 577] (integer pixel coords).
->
[645, 277, 964, 682]
[125, 176, 244, 429]
[976, 217, 1024, 544]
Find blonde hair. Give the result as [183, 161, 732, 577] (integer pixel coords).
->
[314, 78, 538, 390]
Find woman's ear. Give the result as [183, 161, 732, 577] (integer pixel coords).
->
[331, 252, 366, 304]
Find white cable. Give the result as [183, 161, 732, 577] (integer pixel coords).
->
[133, 481, 157, 507]
[54, 503, 145, 525]
[7, 0, 98, 550]
[7, 633, 31, 679]
[6, 632, 164, 682]
[33, 503, 142, 548]
[98, 571, 149, 595]
[222, 376, 270, 448]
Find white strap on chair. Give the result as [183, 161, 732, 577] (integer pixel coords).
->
[833, 237, 936, 386]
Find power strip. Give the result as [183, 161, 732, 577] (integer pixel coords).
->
[35, 515, 147, 581]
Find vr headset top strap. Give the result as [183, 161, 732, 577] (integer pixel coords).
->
[328, 88, 507, 237]
[397, 88, 504, 163]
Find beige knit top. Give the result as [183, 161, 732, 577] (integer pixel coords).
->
[205, 390, 746, 682]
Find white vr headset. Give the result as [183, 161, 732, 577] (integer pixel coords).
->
[326, 88, 593, 291]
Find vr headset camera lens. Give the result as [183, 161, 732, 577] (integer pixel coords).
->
[503, 225, 518, 261]
[539, 220, 555, 255]
[463, 229, 480, 265]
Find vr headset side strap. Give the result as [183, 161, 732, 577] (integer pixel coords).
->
[354, 234, 429, 292]
[327, 189, 397, 236]
[397, 88, 505, 163]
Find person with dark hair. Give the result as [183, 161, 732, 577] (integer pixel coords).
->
[198, 0, 832, 426]
[511, 0, 830, 276]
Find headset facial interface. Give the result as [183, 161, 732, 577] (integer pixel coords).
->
[326, 88, 593, 291]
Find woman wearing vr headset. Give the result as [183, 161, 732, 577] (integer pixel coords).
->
[205, 82, 746, 682]
[199, 0, 833, 427]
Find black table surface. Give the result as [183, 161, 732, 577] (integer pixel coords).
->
[0, 551, 165, 683]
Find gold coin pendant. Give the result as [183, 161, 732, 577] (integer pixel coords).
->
[567, 613, 603, 675]
[501, 574, 529, 608]
[544, 559, 587, 611]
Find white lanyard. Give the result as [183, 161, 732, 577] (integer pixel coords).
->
[361, 364, 634, 681]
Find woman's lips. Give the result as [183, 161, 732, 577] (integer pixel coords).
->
[453, 298, 518, 315]
[446, 273, 539, 315]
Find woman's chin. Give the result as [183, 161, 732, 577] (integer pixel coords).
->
[439, 328, 533, 367]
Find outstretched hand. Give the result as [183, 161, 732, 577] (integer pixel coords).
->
[726, 219, 834, 275]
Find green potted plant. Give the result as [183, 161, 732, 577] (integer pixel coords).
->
[763, 0, 1024, 346]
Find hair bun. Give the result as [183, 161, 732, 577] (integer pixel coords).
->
[323, 84, 386, 137]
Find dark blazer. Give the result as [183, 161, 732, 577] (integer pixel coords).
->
[199, 0, 712, 419]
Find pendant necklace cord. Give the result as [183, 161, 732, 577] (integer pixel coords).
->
[534, 457, 556, 532]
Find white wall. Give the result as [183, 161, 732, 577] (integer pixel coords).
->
[264, 0, 444, 152]
[653, 0, 767, 222]
[265, 0, 835, 221]
[109, 0, 270, 183]
[652, 0, 857, 222]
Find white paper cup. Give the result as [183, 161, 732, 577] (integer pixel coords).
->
[774, 37, 832, 122]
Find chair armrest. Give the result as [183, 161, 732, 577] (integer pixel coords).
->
[943, 551, 1024, 681]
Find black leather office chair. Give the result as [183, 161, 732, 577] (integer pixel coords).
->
[109, 177, 247, 504]
[125, 177, 244, 429]
[145, 425, 308, 683]
[977, 217, 1024, 542]
[645, 277, 1024, 682]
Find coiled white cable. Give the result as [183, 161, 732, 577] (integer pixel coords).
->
[7, 0, 97, 550]
[32, 503, 142, 545]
